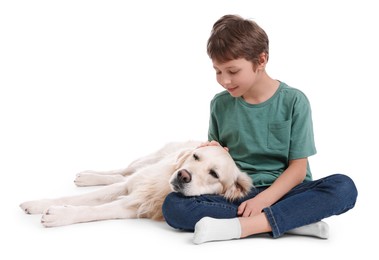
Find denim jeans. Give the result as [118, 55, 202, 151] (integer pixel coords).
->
[162, 173, 358, 238]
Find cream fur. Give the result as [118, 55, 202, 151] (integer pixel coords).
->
[20, 141, 253, 227]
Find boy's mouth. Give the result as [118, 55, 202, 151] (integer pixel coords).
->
[227, 86, 238, 93]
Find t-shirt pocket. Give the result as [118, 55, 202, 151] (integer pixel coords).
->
[267, 120, 291, 151]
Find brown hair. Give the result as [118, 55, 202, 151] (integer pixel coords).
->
[207, 14, 269, 66]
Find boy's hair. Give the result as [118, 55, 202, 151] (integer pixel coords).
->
[207, 14, 269, 66]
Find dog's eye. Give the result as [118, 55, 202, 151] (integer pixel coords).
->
[193, 154, 200, 161]
[209, 169, 219, 179]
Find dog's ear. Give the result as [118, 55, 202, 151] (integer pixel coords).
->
[174, 149, 192, 170]
[224, 170, 253, 200]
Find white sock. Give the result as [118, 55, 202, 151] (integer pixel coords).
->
[286, 221, 329, 239]
[193, 217, 241, 245]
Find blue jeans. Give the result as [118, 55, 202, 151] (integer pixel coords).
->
[162, 173, 357, 238]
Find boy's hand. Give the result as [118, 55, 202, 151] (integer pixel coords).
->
[237, 198, 264, 217]
[198, 140, 229, 152]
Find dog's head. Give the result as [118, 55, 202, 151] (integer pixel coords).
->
[169, 146, 253, 200]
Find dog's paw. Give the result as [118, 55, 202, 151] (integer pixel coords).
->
[20, 199, 55, 214]
[41, 205, 78, 227]
[74, 171, 100, 186]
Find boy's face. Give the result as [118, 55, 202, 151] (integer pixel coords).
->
[212, 58, 259, 98]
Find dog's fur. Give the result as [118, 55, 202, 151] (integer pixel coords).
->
[20, 141, 253, 227]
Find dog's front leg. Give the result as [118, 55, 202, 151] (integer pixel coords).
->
[20, 182, 128, 214]
[41, 197, 137, 227]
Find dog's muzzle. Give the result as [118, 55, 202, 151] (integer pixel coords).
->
[170, 169, 192, 192]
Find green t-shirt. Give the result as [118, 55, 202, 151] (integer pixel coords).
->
[208, 81, 316, 187]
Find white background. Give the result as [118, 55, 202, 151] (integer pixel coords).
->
[1, 0, 377, 259]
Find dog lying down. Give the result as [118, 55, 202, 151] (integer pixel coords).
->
[20, 140, 253, 227]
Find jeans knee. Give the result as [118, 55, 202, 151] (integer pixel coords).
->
[330, 173, 358, 209]
[162, 192, 195, 231]
[162, 193, 176, 225]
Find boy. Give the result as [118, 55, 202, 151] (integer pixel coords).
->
[162, 14, 357, 244]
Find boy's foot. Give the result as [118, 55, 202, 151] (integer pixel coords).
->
[286, 221, 329, 239]
[193, 217, 241, 245]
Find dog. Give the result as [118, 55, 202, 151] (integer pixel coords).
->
[20, 140, 253, 227]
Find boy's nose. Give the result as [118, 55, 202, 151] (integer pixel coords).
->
[220, 76, 231, 85]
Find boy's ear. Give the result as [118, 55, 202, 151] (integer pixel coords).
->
[256, 52, 268, 70]
[224, 170, 253, 200]
[259, 52, 268, 64]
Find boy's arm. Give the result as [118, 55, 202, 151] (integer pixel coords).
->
[238, 158, 307, 217]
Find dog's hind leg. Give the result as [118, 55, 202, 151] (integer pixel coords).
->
[74, 149, 168, 187]
[74, 169, 129, 186]
[20, 182, 129, 214]
[75, 149, 165, 187]
[40, 197, 138, 227]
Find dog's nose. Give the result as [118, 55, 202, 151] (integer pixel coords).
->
[177, 169, 192, 183]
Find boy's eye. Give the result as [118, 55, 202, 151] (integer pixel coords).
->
[229, 70, 239, 74]
[193, 154, 200, 161]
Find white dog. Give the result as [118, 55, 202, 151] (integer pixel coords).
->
[20, 141, 253, 227]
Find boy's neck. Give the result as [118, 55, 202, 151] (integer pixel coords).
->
[242, 72, 279, 105]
